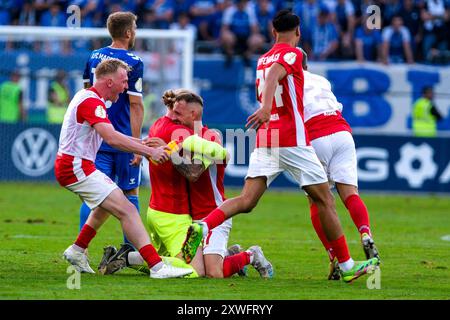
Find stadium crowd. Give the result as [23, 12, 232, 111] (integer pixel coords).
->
[0, 0, 449, 64]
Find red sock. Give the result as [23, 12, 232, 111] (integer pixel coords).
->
[345, 194, 371, 236]
[74, 224, 96, 249]
[223, 252, 250, 278]
[203, 208, 226, 230]
[329, 235, 351, 263]
[310, 203, 335, 261]
[139, 244, 162, 268]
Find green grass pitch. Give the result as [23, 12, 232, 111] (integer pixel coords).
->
[1, 182, 449, 300]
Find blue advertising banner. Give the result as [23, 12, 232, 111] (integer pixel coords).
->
[193, 58, 450, 135]
[219, 131, 450, 193]
[1, 124, 449, 193]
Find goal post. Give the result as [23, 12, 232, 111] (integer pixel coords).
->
[0, 25, 195, 123]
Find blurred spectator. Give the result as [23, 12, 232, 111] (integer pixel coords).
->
[412, 86, 443, 137]
[293, 0, 321, 51]
[421, 0, 449, 62]
[173, 0, 193, 20]
[139, 8, 158, 28]
[142, 81, 159, 125]
[334, 0, 356, 59]
[355, 15, 382, 62]
[40, 3, 66, 27]
[381, 0, 402, 27]
[255, 0, 275, 46]
[209, 0, 233, 40]
[190, 0, 218, 40]
[381, 15, 414, 64]
[17, 0, 37, 26]
[220, 0, 264, 67]
[0, 70, 25, 123]
[398, 0, 423, 60]
[47, 70, 70, 124]
[145, 0, 175, 29]
[309, 6, 339, 61]
[0, 0, 13, 25]
[170, 11, 197, 52]
[40, 3, 72, 54]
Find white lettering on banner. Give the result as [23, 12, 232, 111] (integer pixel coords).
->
[356, 148, 389, 181]
[307, 63, 450, 135]
[395, 143, 438, 188]
[439, 162, 450, 184]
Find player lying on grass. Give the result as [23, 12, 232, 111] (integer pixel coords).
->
[181, 10, 379, 283]
[300, 48, 380, 280]
[55, 59, 192, 279]
[98, 89, 272, 278]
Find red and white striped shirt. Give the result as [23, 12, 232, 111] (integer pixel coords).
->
[54, 87, 110, 186]
[255, 43, 309, 147]
[303, 70, 351, 141]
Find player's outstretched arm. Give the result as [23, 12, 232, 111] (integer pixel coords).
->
[246, 63, 287, 130]
[94, 122, 169, 163]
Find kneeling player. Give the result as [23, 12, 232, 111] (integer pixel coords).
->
[99, 89, 272, 278]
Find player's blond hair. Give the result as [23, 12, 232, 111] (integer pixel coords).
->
[95, 58, 131, 79]
[162, 88, 202, 109]
[107, 12, 137, 39]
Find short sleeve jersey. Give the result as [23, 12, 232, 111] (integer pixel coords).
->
[83, 47, 144, 153]
[148, 116, 193, 214]
[255, 43, 309, 147]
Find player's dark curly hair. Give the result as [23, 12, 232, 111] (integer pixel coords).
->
[272, 9, 300, 32]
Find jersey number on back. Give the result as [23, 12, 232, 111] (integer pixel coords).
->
[256, 68, 284, 108]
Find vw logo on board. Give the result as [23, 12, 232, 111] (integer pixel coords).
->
[11, 128, 57, 177]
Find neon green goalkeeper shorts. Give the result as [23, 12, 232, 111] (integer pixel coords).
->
[146, 208, 192, 258]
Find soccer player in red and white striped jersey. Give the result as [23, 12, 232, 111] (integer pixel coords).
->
[182, 10, 379, 282]
[56, 59, 192, 279]
[300, 49, 380, 279]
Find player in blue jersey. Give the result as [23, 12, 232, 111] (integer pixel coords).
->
[80, 12, 144, 247]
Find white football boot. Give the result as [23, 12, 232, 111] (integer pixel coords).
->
[63, 245, 95, 274]
[248, 246, 274, 279]
[149, 262, 193, 279]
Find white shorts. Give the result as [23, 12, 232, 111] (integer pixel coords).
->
[199, 219, 232, 258]
[65, 170, 119, 209]
[246, 146, 328, 188]
[311, 131, 358, 187]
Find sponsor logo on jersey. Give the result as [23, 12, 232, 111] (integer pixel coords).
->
[95, 105, 107, 118]
[135, 78, 143, 92]
[283, 52, 297, 65]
